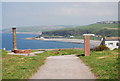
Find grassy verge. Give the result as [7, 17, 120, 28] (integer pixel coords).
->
[2, 49, 82, 80]
[2, 50, 46, 79]
[41, 49, 119, 80]
[2, 49, 119, 80]
[39, 49, 83, 56]
[78, 49, 119, 80]
[31, 50, 39, 52]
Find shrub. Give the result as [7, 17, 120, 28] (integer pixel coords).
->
[113, 48, 120, 51]
[93, 45, 109, 51]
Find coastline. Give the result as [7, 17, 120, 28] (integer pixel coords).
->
[25, 37, 101, 47]
[2, 32, 35, 34]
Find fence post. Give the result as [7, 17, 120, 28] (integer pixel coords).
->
[83, 34, 95, 56]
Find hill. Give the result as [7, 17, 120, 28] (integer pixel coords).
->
[43, 23, 119, 37]
[2, 25, 76, 33]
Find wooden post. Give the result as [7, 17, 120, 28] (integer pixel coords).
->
[12, 28, 18, 52]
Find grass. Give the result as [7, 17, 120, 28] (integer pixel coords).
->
[44, 23, 118, 37]
[31, 50, 39, 52]
[2, 50, 46, 79]
[78, 49, 119, 80]
[2, 49, 82, 80]
[39, 49, 83, 56]
[2, 49, 119, 80]
[71, 23, 118, 33]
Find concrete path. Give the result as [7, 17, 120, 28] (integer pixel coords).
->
[30, 55, 96, 79]
[7, 51, 44, 56]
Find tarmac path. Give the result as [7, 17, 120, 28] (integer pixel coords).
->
[30, 55, 96, 79]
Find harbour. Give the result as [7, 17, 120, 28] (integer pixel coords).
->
[2, 33, 84, 50]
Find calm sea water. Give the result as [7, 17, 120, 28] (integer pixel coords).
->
[2, 33, 84, 50]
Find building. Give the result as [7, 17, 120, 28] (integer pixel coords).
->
[101, 37, 120, 50]
[70, 36, 74, 38]
[97, 21, 120, 24]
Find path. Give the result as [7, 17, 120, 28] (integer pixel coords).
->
[30, 55, 96, 79]
[7, 51, 44, 56]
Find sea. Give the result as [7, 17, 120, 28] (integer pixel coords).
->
[2, 33, 84, 50]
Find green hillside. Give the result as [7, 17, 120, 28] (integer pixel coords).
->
[73, 23, 118, 33]
[2, 23, 119, 37]
[2, 25, 75, 33]
[43, 23, 119, 37]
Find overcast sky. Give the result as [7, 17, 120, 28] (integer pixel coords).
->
[1, 2, 118, 28]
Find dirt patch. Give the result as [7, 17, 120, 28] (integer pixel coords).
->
[97, 56, 108, 59]
[112, 52, 119, 55]
[103, 27, 120, 30]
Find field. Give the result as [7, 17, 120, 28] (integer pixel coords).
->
[2, 25, 74, 33]
[43, 23, 119, 37]
[74, 23, 118, 33]
[2, 49, 119, 80]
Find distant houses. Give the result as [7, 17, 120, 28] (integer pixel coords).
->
[44, 36, 65, 39]
[70, 36, 74, 38]
[101, 37, 120, 50]
[97, 21, 120, 24]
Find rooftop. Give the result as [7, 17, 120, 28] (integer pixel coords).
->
[104, 37, 120, 41]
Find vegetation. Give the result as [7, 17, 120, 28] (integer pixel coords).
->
[2, 49, 119, 80]
[31, 50, 39, 52]
[2, 49, 82, 80]
[2, 50, 46, 79]
[39, 49, 83, 56]
[43, 23, 119, 37]
[3, 23, 118, 38]
[78, 49, 119, 80]
[92, 45, 109, 51]
[2, 25, 75, 33]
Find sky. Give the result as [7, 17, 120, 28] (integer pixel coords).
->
[0, 3, 2, 29]
[1, 2, 118, 28]
[1, 0, 119, 2]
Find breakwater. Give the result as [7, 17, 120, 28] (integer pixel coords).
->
[26, 38, 101, 48]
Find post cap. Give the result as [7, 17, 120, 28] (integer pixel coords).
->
[83, 34, 95, 36]
[12, 28, 16, 29]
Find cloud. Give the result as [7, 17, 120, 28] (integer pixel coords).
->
[52, 4, 117, 17]
[0, 3, 2, 27]
[1, 0, 119, 2]
[2, 2, 118, 28]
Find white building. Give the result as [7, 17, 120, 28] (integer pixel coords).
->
[70, 36, 74, 38]
[101, 37, 120, 50]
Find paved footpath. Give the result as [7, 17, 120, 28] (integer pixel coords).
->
[30, 55, 96, 79]
[7, 51, 44, 56]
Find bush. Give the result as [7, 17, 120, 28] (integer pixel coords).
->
[93, 45, 109, 51]
[113, 48, 120, 51]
